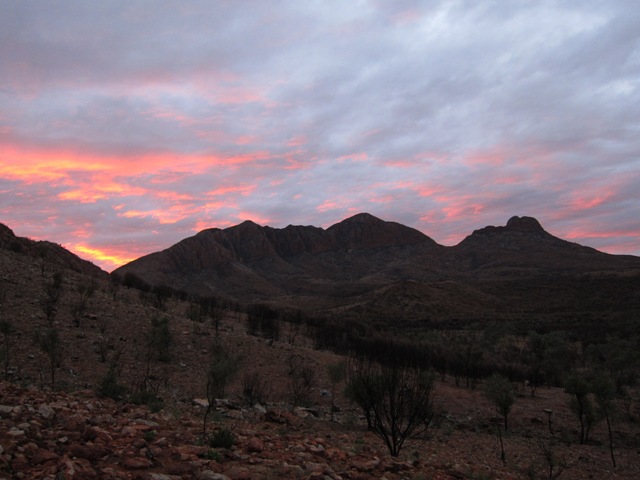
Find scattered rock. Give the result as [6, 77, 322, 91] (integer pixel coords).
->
[246, 436, 264, 453]
[0, 405, 13, 415]
[123, 456, 153, 469]
[197, 471, 231, 480]
[193, 398, 210, 408]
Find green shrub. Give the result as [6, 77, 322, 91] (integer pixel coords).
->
[208, 428, 235, 449]
[98, 368, 126, 399]
[199, 449, 222, 462]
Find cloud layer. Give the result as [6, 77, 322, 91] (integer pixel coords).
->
[1, 1, 639, 271]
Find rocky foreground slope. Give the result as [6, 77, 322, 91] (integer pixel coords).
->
[3, 377, 639, 480]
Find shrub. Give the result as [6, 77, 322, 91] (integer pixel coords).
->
[484, 373, 516, 431]
[148, 316, 173, 362]
[208, 428, 235, 449]
[242, 372, 271, 406]
[289, 366, 315, 407]
[98, 366, 126, 400]
[203, 341, 241, 435]
[346, 361, 435, 457]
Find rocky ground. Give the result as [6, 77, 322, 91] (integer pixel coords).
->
[2, 378, 640, 480]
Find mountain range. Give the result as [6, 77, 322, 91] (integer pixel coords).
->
[2, 214, 638, 332]
[109, 213, 640, 332]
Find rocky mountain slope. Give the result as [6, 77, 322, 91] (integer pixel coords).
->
[113, 214, 640, 329]
[0, 223, 106, 278]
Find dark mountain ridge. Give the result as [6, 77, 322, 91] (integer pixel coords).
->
[113, 214, 640, 327]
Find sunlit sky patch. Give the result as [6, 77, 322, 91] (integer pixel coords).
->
[1, 1, 639, 271]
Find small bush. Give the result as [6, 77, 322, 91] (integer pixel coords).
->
[208, 428, 235, 449]
[242, 372, 271, 406]
[199, 449, 222, 462]
[130, 391, 164, 412]
[98, 368, 126, 400]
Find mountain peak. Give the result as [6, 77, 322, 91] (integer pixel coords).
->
[505, 216, 544, 232]
[337, 212, 384, 225]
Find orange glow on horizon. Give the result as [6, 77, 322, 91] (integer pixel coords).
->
[72, 244, 137, 271]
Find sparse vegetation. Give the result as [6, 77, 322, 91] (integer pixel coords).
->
[564, 373, 598, 445]
[242, 371, 271, 406]
[288, 363, 316, 408]
[71, 279, 97, 327]
[484, 374, 516, 431]
[33, 327, 65, 388]
[208, 427, 235, 449]
[327, 360, 346, 421]
[204, 341, 241, 435]
[148, 315, 173, 362]
[0, 319, 14, 380]
[40, 271, 64, 327]
[346, 360, 435, 457]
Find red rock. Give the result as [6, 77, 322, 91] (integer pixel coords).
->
[351, 456, 380, 472]
[223, 465, 253, 480]
[123, 456, 153, 469]
[60, 455, 98, 479]
[68, 442, 110, 461]
[32, 448, 60, 464]
[246, 436, 264, 453]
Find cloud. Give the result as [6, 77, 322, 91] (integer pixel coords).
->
[1, 1, 639, 270]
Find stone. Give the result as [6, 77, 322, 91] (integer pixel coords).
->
[0, 405, 13, 415]
[225, 409, 243, 420]
[145, 474, 181, 480]
[32, 448, 60, 464]
[193, 398, 209, 408]
[308, 443, 325, 456]
[253, 403, 267, 414]
[352, 456, 381, 472]
[305, 461, 332, 474]
[293, 407, 319, 418]
[222, 465, 253, 480]
[123, 456, 153, 469]
[68, 442, 111, 461]
[38, 404, 56, 420]
[246, 437, 264, 453]
[197, 471, 230, 480]
[8, 427, 24, 437]
[135, 418, 160, 427]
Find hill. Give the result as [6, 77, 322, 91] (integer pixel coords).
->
[113, 214, 640, 334]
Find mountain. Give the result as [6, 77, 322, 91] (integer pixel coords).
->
[0, 223, 107, 277]
[113, 214, 640, 329]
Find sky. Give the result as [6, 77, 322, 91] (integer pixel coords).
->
[1, 1, 639, 272]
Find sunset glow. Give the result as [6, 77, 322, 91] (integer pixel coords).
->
[1, 1, 638, 271]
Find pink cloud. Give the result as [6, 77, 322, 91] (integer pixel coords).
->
[316, 201, 340, 213]
[336, 152, 368, 163]
[287, 135, 307, 147]
[207, 185, 256, 197]
[236, 211, 272, 225]
[463, 147, 508, 167]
